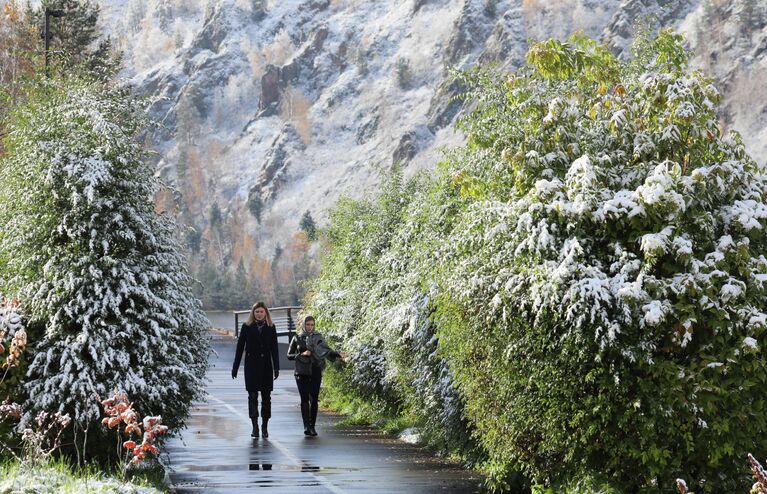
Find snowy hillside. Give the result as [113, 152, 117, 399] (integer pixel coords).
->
[94, 0, 767, 292]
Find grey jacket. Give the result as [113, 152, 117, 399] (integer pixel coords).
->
[287, 331, 341, 376]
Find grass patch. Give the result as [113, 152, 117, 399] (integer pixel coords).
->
[319, 380, 413, 436]
[0, 457, 169, 493]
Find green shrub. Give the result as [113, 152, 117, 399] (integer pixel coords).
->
[435, 30, 767, 491]
[308, 31, 767, 492]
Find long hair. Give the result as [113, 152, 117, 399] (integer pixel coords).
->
[300, 315, 315, 335]
[246, 301, 273, 326]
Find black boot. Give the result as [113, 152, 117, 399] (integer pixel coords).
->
[309, 396, 319, 436]
[261, 418, 269, 438]
[301, 400, 312, 435]
[250, 417, 259, 438]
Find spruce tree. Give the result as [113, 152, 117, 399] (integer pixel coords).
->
[299, 210, 317, 241]
[247, 192, 263, 222]
[0, 75, 210, 440]
[210, 201, 222, 227]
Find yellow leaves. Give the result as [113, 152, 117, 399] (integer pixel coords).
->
[451, 170, 485, 200]
[614, 84, 627, 99]
[452, 170, 466, 187]
[589, 103, 600, 120]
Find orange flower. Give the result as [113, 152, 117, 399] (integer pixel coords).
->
[123, 440, 136, 449]
[125, 423, 141, 435]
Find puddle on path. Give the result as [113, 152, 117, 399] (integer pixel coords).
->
[183, 463, 363, 473]
[183, 408, 242, 441]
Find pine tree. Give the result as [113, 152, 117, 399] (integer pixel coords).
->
[251, 0, 267, 21]
[233, 259, 251, 309]
[209, 201, 222, 227]
[0, 75, 210, 443]
[185, 226, 202, 254]
[299, 210, 317, 241]
[27, 0, 118, 77]
[247, 192, 263, 222]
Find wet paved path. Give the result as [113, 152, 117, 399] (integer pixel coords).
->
[165, 334, 482, 493]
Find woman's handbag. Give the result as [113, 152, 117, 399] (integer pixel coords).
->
[293, 336, 313, 377]
[295, 355, 313, 377]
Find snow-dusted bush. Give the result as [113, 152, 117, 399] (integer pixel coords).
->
[0, 75, 210, 452]
[309, 31, 767, 492]
[306, 169, 475, 454]
[437, 31, 767, 490]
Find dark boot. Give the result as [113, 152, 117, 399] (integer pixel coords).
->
[250, 417, 259, 438]
[301, 400, 311, 435]
[309, 394, 319, 436]
[261, 418, 269, 438]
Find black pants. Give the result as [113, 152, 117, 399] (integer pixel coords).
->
[248, 390, 271, 419]
[295, 368, 322, 427]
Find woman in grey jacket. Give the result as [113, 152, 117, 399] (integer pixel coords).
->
[287, 315, 347, 436]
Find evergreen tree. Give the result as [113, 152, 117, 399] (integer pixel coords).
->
[0, 75, 210, 444]
[209, 271, 232, 309]
[233, 258, 251, 309]
[247, 192, 263, 222]
[271, 243, 283, 273]
[299, 210, 317, 241]
[251, 0, 267, 21]
[195, 263, 218, 308]
[209, 201, 222, 227]
[27, 0, 118, 77]
[185, 226, 202, 254]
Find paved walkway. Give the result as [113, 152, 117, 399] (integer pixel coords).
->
[164, 335, 482, 493]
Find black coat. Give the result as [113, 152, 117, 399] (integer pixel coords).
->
[232, 321, 279, 392]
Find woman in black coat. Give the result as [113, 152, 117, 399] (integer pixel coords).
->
[287, 315, 347, 436]
[232, 302, 280, 438]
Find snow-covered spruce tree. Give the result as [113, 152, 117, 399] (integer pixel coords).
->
[437, 31, 767, 490]
[0, 75, 210, 448]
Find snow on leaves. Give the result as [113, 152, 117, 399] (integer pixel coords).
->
[0, 78, 210, 430]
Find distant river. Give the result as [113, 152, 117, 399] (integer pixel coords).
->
[205, 310, 236, 332]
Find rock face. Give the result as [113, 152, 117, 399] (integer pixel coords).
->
[97, 0, 767, 280]
[251, 123, 305, 203]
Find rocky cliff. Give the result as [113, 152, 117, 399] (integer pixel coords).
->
[95, 0, 767, 301]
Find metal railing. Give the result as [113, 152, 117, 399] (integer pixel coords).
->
[233, 306, 303, 344]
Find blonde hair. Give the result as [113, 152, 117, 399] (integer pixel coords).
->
[247, 302, 273, 326]
[300, 314, 316, 334]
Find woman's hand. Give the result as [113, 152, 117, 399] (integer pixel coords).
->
[339, 351, 349, 359]
[301, 350, 312, 357]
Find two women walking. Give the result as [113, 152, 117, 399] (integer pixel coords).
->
[232, 302, 346, 438]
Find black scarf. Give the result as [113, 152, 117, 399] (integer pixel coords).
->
[254, 318, 266, 334]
